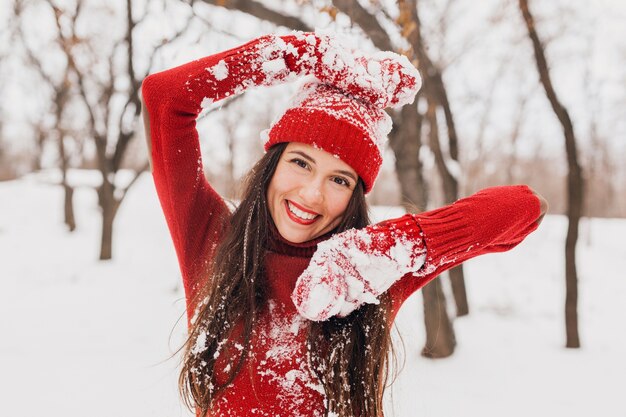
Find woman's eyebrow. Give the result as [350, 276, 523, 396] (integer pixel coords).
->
[288, 150, 357, 181]
[288, 151, 316, 164]
[336, 170, 357, 182]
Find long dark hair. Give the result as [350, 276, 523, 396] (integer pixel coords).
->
[179, 142, 395, 416]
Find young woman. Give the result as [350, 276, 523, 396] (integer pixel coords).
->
[141, 32, 547, 417]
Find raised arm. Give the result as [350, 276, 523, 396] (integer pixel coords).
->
[292, 185, 546, 321]
[141, 60, 230, 307]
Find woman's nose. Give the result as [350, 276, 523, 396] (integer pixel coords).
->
[299, 181, 323, 206]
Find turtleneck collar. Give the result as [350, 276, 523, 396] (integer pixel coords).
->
[266, 220, 335, 258]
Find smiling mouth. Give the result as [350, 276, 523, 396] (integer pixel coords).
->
[285, 200, 320, 225]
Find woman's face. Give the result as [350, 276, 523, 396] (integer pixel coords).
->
[267, 142, 358, 243]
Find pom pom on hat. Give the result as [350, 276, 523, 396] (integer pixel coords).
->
[264, 49, 421, 193]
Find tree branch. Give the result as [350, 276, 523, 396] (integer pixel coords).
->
[196, 0, 311, 31]
[117, 161, 151, 204]
[112, 0, 141, 171]
[331, 0, 394, 51]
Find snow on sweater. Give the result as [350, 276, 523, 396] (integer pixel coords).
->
[141, 32, 541, 417]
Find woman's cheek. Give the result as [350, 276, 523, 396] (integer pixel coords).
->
[329, 189, 352, 217]
[274, 163, 299, 189]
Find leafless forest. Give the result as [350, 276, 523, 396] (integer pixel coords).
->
[1, 0, 625, 352]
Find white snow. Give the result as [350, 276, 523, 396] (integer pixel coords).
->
[261, 58, 288, 75]
[255, 301, 323, 416]
[200, 97, 214, 109]
[1, 171, 625, 416]
[207, 60, 229, 81]
[191, 331, 207, 355]
[293, 224, 427, 320]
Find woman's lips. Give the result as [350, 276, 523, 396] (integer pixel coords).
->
[284, 200, 319, 225]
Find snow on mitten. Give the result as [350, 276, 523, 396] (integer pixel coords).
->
[311, 42, 421, 108]
[309, 35, 422, 109]
[292, 215, 427, 321]
[348, 52, 422, 108]
[254, 32, 421, 109]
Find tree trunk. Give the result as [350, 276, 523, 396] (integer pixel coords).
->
[98, 179, 118, 260]
[421, 278, 456, 358]
[100, 206, 113, 260]
[396, 0, 458, 355]
[519, 0, 583, 348]
[401, 0, 469, 318]
[389, 100, 456, 358]
[448, 268, 468, 316]
[63, 183, 76, 232]
[389, 100, 428, 212]
[564, 193, 581, 347]
[32, 128, 45, 172]
[58, 131, 76, 232]
[425, 100, 469, 316]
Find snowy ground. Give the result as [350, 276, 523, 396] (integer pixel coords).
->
[1, 171, 624, 417]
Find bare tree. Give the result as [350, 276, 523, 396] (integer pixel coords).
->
[519, 0, 583, 348]
[15, 0, 78, 230]
[463, 57, 511, 194]
[402, 0, 470, 318]
[505, 92, 530, 185]
[1, 2, 25, 180]
[43, 0, 192, 259]
[424, 96, 468, 317]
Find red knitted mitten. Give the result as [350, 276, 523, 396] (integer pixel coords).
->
[250, 32, 421, 108]
[291, 215, 426, 321]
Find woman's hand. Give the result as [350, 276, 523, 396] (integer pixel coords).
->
[292, 216, 426, 321]
[309, 34, 422, 109]
[254, 32, 421, 109]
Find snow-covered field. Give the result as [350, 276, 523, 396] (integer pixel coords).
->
[1, 171, 624, 417]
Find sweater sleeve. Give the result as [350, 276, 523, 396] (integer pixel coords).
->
[141, 59, 231, 310]
[141, 32, 365, 312]
[388, 185, 541, 316]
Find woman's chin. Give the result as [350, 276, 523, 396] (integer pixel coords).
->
[274, 216, 342, 243]
[275, 221, 324, 243]
[278, 228, 313, 244]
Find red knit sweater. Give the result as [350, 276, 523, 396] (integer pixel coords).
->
[142, 34, 541, 417]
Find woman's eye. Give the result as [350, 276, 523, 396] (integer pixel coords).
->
[290, 158, 309, 169]
[332, 177, 350, 188]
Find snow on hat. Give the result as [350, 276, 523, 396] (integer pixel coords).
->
[263, 51, 421, 193]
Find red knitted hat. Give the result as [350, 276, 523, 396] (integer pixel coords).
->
[263, 50, 421, 193]
[265, 82, 391, 193]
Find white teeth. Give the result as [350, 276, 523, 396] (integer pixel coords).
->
[287, 201, 317, 220]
